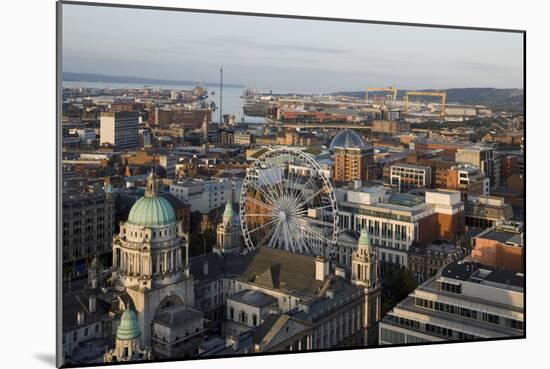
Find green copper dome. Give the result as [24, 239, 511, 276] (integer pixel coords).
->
[117, 309, 141, 340]
[358, 228, 370, 247]
[128, 195, 176, 227]
[223, 201, 235, 219]
[127, 172, 176, 227]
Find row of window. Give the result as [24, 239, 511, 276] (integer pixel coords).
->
[315, 306, 361, 348]
[340, 206, 412, 223]
[62, 242, 108, 259]
[440, 281, 462, 294]
[123, 228, 174, 238]
[63, 323, 100, 344]
[415, 297, 523, 330]
[228, 308, 259, 326]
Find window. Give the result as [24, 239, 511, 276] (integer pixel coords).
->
[441, 281, 462, 294]
[407, 335, 427, 344]
[84, 328, 89, 337]
[380, 328, 405, 344]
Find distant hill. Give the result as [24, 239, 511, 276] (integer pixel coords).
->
[335, 88, 524, 112]
[63, 72, 244, 88]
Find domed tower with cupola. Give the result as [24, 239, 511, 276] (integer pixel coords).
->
[352, 228, 381, 346]
[104, 305, 151, 363]
[215, 201, 241, 255]
[111, 171, 195, 347]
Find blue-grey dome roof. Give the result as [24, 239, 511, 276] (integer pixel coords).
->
[329, 129, 365, 151]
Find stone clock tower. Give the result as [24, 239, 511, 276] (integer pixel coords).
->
[351, 227, 381, 345]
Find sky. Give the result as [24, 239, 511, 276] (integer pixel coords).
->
[62, 4, 524, 93]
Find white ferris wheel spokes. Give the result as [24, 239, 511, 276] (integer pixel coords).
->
[239, 148, 339, 257]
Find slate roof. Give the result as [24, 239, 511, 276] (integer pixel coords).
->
[228, 289, 278, 307]
[236, 248, 324, 298]
[154, 305, 203, 327]
[62, 290, 111, 332]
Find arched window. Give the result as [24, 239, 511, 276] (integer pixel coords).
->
[252, 314, 258, 326]
[230, 307, 234, 320]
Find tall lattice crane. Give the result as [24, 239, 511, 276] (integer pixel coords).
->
[403, 91, 447, 117]
[366, 87, 398, 103]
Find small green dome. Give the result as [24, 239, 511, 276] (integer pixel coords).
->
[358, 228, 370, 247]
[223, 201, 235, 219]
[128, 195, 176, 227]
[117, 309, 141, 340]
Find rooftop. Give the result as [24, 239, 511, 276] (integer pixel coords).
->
[238, 248, 324, 299]
[154, 305, 203, 327]
[229, 289, 278, 307]
[387, 193, 425, 208]
[477, 230, 523, 246]
[442, 261, 524, 289]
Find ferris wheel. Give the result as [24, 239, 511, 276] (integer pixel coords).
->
[239, 148, 339, 257]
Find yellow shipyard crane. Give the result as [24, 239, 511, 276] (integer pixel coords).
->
[403, 91, 447, 117]
[366, 87, 398, 103]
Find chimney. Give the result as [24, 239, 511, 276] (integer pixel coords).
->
[315, 256, 329, 281]
[226, 335, 238, 351]
[89, 295, 97, 313]
[298, 301, 310, 314]
[77, 311, 85, 326]
[203, 261, 209, 276]
[335, 266, 346, 279]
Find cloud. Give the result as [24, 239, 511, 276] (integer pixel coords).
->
[180, 35, 351, 55]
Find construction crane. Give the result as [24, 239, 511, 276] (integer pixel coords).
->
[403, 91, 447, 117]
[366, 87, 398, 103]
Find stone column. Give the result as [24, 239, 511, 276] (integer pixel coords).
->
[185, 245, 189, 268]
[156, 254, 160, 275]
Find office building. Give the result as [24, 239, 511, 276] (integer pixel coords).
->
[465, 195, 513, 228]
[62, 191, 115, 276]
[456, 146, 499, 188]
[100, 111, 140, 150]
[372, 120, 410, 134]
[471, 222, 524, 273]
[170, 178, 243, 214]
[337, 187, 464, 274]
[379, 261, 524, 345]
[390, 163, 432, 192]
[447, 164, 490, 199]
[334, 146, 375, 183]
[408, 241, 467, 283]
